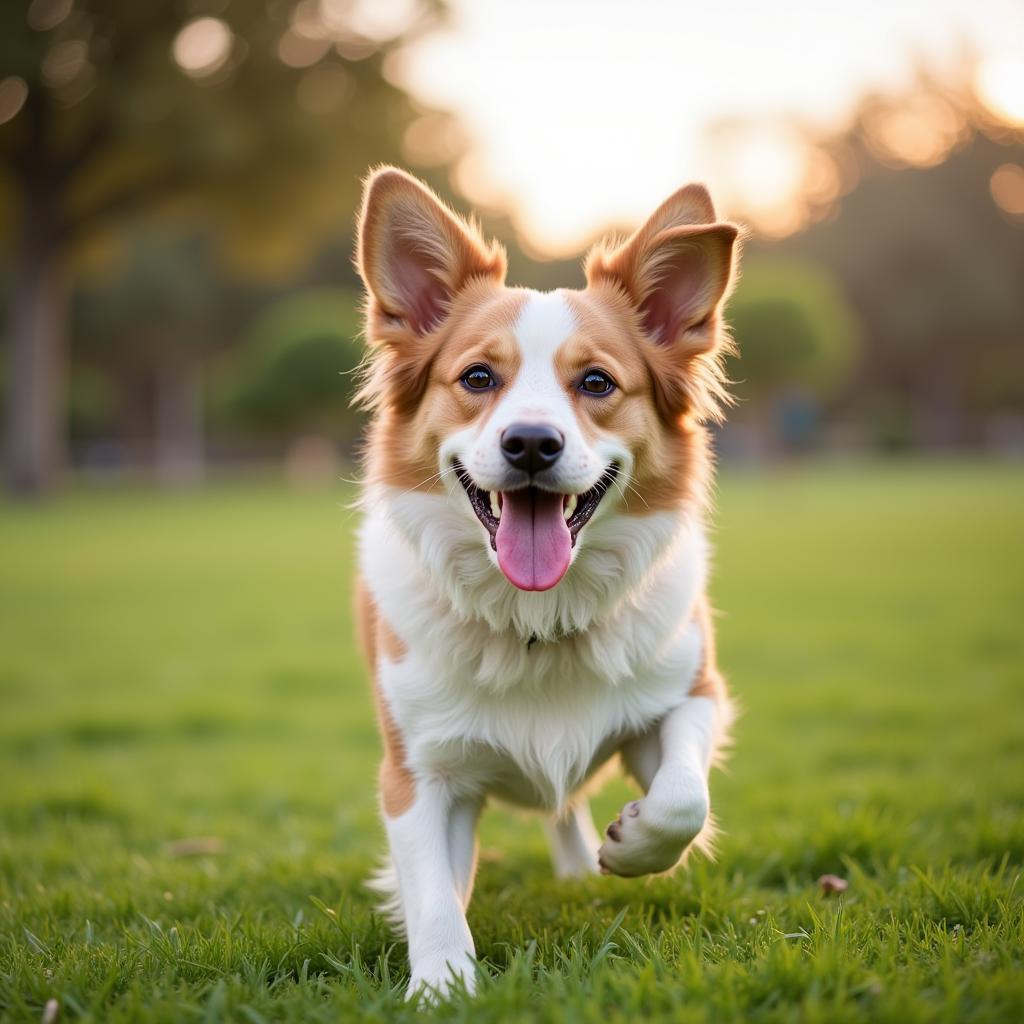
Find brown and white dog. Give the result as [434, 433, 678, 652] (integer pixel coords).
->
[354, 167, 739, 998]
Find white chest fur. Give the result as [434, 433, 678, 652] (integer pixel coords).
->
[360, 487, 708, 810]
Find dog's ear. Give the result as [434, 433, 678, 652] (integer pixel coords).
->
[357, 167, 506, 337]
[585, 184, 739, 357]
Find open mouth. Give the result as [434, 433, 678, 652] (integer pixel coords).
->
[454, 460, 618, 592]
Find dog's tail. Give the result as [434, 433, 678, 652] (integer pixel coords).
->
[366, 858, 405, 935]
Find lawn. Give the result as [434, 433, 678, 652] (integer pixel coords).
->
[1, 461, 1022, 1022]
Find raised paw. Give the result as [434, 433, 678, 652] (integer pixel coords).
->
[598, 788, 708, 877]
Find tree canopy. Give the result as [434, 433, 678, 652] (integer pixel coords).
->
[1, 0, 440, 491]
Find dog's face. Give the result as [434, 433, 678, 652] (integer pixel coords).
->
[357, 169, 738, 592]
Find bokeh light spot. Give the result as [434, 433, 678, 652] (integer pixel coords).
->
[345, 0, 423, 42]
[173, 17, 234, 79]
[26, 0, 74, 32]
[292, 0, 330, 41]
[278, 30, 331, 68]
[864, 95, 966, 168]
[42, 39, 89, 88]
[0, 77, 29, 126]
[990, 163, 1024, 217]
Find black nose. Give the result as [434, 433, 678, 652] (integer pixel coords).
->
[501, 423, 564, 474]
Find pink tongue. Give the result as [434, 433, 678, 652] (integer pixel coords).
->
[495, 489, 571, 591]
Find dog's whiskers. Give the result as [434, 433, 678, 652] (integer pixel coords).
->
[608, 472, 648, 513]
[622, 478, 650, 510]
[392, 465, 458, 501]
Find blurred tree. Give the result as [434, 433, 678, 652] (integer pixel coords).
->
[724, 260, 861, 453]
[216, 287, 363, 443]
[0, 0, 440, 493]
[746, 77, 1024, 448]
[728, 261, 860, 403]
[74, 231, 228, 483]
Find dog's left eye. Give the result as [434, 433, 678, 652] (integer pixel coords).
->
[461, 365, 497, 390]
[578, 370, 615, 395]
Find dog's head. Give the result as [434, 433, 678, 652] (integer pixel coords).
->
[356, 168, 739, 593]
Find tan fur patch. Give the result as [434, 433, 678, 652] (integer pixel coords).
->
[561, 287, 712, 515]
[356, 580, 416, 817]
[361, 284, 528, 494]
[378, 735, 416, 818]
[582, 183, 740, 427]
[689, 593, 727, 700]
[380, 617, 407, 663]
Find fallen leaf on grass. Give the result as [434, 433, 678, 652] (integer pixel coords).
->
[818, 873, 849, 895]
[164, 837, 226, 858]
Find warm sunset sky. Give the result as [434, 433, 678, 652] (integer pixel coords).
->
[389, 0, 1024, 254]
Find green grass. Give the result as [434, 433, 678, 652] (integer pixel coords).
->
[1, 461, 1022, 1022]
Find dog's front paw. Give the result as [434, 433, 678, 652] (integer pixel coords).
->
[406, 949, 477, 1002]
[597, 785, 709, 877]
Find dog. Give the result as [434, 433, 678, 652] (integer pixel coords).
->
[353, 167, 739, 998]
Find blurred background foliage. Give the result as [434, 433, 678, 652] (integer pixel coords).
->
[0, 0, 1022, 495]
[217, 288, 363, 439]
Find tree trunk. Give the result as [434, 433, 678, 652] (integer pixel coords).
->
[5, 189, 67, 495]
[4, 91, 67, 497]
[154, 350, 204, 488]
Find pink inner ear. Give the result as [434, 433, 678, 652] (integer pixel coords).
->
[639, 242, 712, 346]
[389, 234, 450, 334]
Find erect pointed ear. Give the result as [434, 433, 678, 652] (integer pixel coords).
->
[356, 167, 506, 336]
[585, 183, 739, 354]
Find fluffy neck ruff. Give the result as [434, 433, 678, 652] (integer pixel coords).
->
[363, 482, 703, 646]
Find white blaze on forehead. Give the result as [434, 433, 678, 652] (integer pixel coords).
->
[504, 290, 578, 417]
[448, 287, 608, 494]
[513, 289, 577, 364]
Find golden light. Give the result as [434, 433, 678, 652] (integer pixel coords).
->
[726, 132, 807, 211]
[990, 163, 1024, 217]
[315, 0, 412, 57]
[705, 125, 812, 237]
[749, 205, 809, 239]
[393, 0, 1024, 256]
[864, 95, 966, 168]
[172, 17, 233, 79]
[389, 3, 720, 256]
[803, 149, 844, 206]
[277, 30, 331, 69]
[345, 0, 423, 41]
[975, 56, 1024, 127]
[0, 77, 28, 126]
[334, 36, 378, 61]
[404, 113, 466, 167]
[452, 150, 512, 214]
[290, 0, 382, 63]
[292, 0, 329, 40]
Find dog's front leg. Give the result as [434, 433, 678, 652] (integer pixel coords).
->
[386, 779, 478, 999]
[597, 695, 717, 877]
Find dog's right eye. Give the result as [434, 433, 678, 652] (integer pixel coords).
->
[461, 365, 497, 391]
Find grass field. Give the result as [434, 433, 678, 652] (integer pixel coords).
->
[1, 461, 1023, 1022]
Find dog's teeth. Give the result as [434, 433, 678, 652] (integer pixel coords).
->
[564, 494, 578, 521]
[489, 491, 501, 520]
